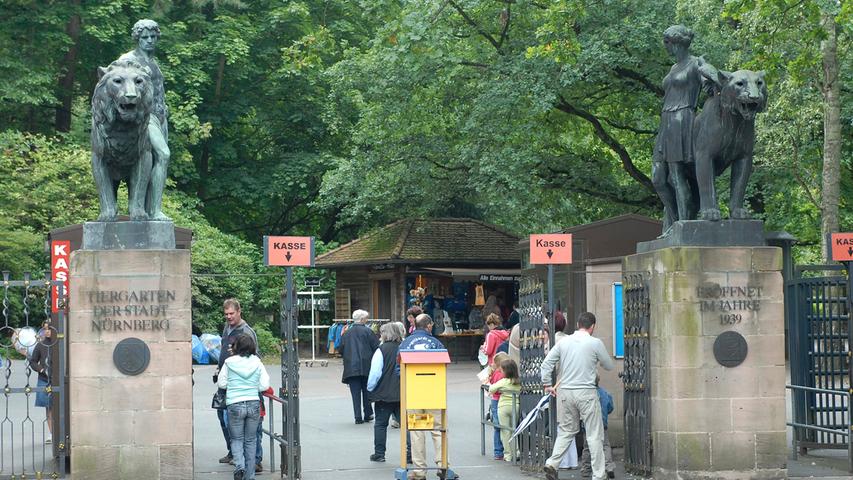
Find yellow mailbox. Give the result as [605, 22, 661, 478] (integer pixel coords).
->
[396, 349, 457, 480]
[404, 359, 447, 410]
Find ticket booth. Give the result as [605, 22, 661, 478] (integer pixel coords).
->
[397, 349, 457, 480]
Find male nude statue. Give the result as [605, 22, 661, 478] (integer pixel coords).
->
[118, 19, 171, 221]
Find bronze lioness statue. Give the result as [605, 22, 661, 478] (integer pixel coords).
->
[692, 69, 767, 221]
[90, 60, 154, 221]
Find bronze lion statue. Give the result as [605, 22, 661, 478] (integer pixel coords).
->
[90, 60, 154, 221]
[692, 69, 768, 221]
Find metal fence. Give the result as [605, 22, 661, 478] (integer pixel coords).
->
[787, 264, 850, 460]
[0, 272, 67, 479]
[621, 273, 651, 476]
[516, 277, 553, 473]
[478, 385, 519, 464]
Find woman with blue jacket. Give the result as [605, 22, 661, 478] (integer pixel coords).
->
[218, 334, 270, 480]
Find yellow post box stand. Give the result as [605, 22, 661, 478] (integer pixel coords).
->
[395, 349, 459, 480]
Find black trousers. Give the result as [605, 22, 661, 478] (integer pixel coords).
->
[348, 376, 373, 421]
[374, 401, 411, 458]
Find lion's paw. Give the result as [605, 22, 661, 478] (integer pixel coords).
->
[148, 211, 171, 222]
[97, 211, 117, 222]
[129, 209, 149, 221]
[699, 209, 722, 221]
[730, 208, 751, 220]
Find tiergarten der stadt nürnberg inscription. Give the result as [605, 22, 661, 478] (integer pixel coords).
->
[88, 289, 175, 332]
[696, 285, 762, 325]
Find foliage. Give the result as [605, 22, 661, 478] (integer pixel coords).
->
[0, 0, 850, 303]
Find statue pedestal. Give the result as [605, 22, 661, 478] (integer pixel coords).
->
[83, 221, 176, 250]
[68, 249, 192, 479]
[624, 246, 787, 479]
[637, 220, 765, 253]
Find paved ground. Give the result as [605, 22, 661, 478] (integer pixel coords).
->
[192, 360, 853, 480]
[0, 359, 847, 478]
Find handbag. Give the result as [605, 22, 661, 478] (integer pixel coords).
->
[211, 388, 227, 410]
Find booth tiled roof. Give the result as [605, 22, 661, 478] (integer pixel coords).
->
[316, 218, 521, 267]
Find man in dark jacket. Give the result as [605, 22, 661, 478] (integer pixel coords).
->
[339, 309, 380, 424]
[214, 298, 260, 469]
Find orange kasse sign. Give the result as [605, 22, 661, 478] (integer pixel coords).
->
[264, 236, 315, 267]
[830, 233, 853, 262]
[529, 234, 573, 265]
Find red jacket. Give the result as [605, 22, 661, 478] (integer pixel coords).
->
[484, 328, 510, 366]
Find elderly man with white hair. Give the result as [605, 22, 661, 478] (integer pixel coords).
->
[339, 309, 380, 424]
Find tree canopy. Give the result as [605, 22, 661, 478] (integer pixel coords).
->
[0, 0, 849, 331]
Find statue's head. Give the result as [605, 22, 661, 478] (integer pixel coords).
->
[717, 70, 768, 121]
[93, 60, 154, 125]
[663, 25, 694, 55]
[131, 19, 160, 40]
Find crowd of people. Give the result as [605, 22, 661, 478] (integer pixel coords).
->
[340, 307, 452, 479]
[338, 300, 616, 480]
[206, 296, 615, 480]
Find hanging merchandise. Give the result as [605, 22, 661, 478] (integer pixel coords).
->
[475, 284, 485, 306]
[416, 274, 427, 290]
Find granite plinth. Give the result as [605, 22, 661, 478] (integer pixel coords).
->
[83, 221, 175, 250]
[637, 219, 765, 253]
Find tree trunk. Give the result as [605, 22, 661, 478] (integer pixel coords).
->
[55, 0, 82, 132]
[820, 13, 841, 262]
[197, 54, 226, 199]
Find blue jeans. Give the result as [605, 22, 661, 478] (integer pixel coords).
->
[256, 418, 263, 464]
[217, 408, 231, 454]
[491, 399, 503, 457]
[227, 400, 261, 480]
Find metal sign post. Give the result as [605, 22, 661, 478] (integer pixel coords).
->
[281, 266, 301, 478]
[263, 235, 315, 479]
[526, 233, 573, 470]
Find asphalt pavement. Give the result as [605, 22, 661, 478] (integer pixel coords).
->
[0, 358, 847, 479]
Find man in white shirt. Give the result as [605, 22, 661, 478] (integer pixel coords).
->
[540, 312, 615, 480]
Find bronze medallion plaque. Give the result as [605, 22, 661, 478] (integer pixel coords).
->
[113, 337, 151, 376]
[713, 331, 748, 368]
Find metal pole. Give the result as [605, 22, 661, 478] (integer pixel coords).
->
[547, 264, 557, 446]
[480, 385, 485, 456]
[268, 395, 275, 473]
[310, 286, 316, 363]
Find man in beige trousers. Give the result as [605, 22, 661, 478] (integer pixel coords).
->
[540, 312, 615, 480]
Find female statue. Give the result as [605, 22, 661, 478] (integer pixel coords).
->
[651, 25, 719, 230]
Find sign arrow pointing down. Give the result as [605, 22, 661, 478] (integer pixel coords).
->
[285, 251, 292, 262]
[546, 249, 554, 259]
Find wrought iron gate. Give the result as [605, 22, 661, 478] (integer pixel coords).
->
[622, 273, 651, 476]
[280, 268, 301, 478]
[517, 277, 553, 473]
[0, 272, 67, 479]
[788, 265, 850, 452]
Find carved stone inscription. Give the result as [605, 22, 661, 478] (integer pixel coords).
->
[696, 285, 762, 325]
[88, 289, 175, 331]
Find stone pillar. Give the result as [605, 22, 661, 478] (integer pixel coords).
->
[68, 250, 193, 479]
[624, 246, 787, 480]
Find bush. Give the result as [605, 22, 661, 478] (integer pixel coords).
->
[254, 323, 280, 358]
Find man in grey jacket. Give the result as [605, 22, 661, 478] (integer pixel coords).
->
[214, 298, 261, 471]
[540, 312, 615, 480]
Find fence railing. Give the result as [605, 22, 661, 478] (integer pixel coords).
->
[478, 384, 519, 465]
[786, 384, 852, 473]
[261, 391, 287, 473]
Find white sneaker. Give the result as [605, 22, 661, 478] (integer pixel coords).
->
[45, 437, 52, 444]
